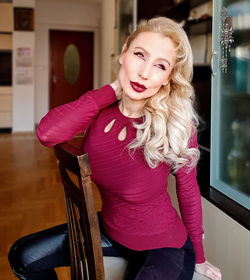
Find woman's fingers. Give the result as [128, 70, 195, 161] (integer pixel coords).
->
[110, 80, 122, 100]
[195, 260, 222, 280]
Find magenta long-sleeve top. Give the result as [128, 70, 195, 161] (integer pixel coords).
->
[37, 85, 205, 264]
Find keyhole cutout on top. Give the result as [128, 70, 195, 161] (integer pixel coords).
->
[118, 126, 127, 141]
[104, 119, 127, 141]
[104, 119, 116, 133]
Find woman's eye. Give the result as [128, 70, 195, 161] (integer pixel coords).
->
[156, 64, 166, 71]
[134, 52, 144, 59]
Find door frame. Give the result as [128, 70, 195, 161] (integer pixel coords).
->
[48, 26, 99, 109]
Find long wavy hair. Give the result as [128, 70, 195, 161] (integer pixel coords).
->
[122, 17, 200, 171]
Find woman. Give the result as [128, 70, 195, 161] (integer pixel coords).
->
[9, 17, 221, 280]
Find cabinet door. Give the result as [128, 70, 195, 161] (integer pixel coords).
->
[211, 0, 250, 209]
[117, 0, 137, 53]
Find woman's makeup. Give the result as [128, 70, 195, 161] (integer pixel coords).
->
[118, 32, 176, 101]
[130, 81, 147, 93]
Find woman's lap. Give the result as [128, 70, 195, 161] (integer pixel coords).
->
[103, 234, 195, 280]
[134, 238, 195, 280]
[9, 221, 195, 280]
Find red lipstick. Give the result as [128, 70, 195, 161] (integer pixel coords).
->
[130, 81, 147, 93]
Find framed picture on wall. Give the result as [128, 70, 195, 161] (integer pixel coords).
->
[14, 7, 34, 31]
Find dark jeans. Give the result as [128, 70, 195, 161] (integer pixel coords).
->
[8, 220, 195, 280]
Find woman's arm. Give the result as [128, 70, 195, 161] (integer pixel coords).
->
[37, 84, 117, 147]
[175, 131, 222, 279]
[175, 131, 205, 263]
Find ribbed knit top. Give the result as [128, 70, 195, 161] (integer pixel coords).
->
[37, 85, 205, 263]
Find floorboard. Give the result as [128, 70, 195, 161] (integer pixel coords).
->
[0, 132, 97, 280]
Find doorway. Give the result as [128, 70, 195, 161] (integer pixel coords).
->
[49, 30, 94, 109]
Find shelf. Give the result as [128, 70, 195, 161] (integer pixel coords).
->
[185, 16, 212, 36]
[0, 32, 12, 35]
[138, 0, 189, 22]
[161, 0, 189, 14]
[193, 63, 210, 67]
[222, 92, 250, 99]
[233, 28, 250, 33]
[162, 0, 189, 22]
[231, 29, 250, 46]
[189, 0, 209, 9]
[221, 84, 250, 98]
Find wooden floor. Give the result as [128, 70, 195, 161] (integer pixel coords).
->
[0, 132, 79, 279]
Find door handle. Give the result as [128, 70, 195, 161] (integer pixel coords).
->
[210, 51, 217, 77]
[53, 76, 59, 83]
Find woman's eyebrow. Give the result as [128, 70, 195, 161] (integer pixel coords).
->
[134, 46, 171, 66]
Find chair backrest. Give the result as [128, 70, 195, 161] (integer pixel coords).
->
[53, 142, 207, 280]
[54, 142, 105, 280]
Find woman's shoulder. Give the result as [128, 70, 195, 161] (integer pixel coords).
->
[91, 102, 118, 126]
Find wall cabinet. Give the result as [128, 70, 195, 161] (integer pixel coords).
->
[211, 0, 250, 210]
[118, 1, 212, 64]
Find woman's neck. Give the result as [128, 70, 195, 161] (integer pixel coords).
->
[119, 95, 145, 118]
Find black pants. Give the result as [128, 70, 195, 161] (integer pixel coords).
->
[8, 220, 195, 280]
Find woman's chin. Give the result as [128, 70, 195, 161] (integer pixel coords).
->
[123, 90, 144, 100]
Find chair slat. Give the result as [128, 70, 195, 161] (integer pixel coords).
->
[54, 143, 105, 280]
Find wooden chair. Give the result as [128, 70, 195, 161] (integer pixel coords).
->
[54, 142, 127, 280]
[53, 142, 209, 280]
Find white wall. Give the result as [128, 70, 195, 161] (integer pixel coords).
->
[0, 2, 13, 32]
[12, 0, 35, 132]
[35, 0, 101, 124]
[0, 2, 13, 128]
[168, 175, 250, 280]
[100, 0, 116, 86]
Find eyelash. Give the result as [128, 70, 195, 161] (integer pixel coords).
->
[134, 52, 166, 71]
[134, 51, 144, 59]
[156, 64, 166, 71]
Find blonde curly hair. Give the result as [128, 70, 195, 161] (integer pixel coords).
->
[123, 17, 200, 171]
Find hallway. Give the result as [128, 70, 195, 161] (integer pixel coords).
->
[0, 132, 70, 279]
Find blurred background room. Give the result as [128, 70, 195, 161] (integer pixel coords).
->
[0, 0, 249, 279]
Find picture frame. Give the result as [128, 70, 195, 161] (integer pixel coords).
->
[14, 7, 34, 31]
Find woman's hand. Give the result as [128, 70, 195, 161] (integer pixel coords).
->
[195, 261, 222, 280]
[110, 80, 122, 100]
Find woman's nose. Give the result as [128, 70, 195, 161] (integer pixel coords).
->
[138, 62, 151, 80]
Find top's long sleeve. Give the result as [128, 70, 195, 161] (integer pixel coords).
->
[37, 85, 116, 147]
[175, 131, 205, 263]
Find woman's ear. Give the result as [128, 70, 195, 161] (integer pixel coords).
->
[121, 43, 128, 53]
[163, 72, 173, 86]
[162, 78, 170, 86]
[119, 44, 128, 65]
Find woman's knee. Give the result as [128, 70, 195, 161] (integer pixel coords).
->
[8, 235, 32, 276]
[8, 223, 69, 277]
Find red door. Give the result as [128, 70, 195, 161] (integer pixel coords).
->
[49, 30, 94, 109]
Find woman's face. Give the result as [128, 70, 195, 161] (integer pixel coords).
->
[119, 31, 176, 101]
